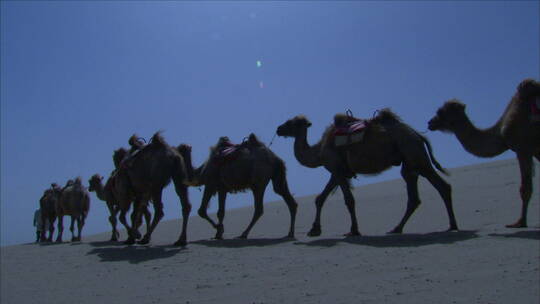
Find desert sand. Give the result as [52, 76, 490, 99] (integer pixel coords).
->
[1, 158, 539, 304]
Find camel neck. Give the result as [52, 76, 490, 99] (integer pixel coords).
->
[93, 182, 107, 202]
[293, 129, 323, 168]
[451, 115, 508, 158]
[182, 151, 205, 186]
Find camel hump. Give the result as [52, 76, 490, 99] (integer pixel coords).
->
[176, 144, 192, 155]
[216, 136, 232, 147]
[372, 108, 401, 124]
[149, 131, 168, 147]
[73, 177, 82, 185]
[517, 78, 540, 100]
[246, 133, 264, 147]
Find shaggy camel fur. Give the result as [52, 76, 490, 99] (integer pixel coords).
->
[177, 134, 297, 239]
[55, 177, 90, 242]
[117, 132, 192, 246]
[429, 78, 540, 227]
[277, 109, 458, 236]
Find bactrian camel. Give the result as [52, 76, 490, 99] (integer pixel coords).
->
[429, 78, 540, 228]
[277, 109, 458, 236]
[177, 134, 298, 239]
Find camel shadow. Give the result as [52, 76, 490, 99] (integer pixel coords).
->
[86, 245, 187, 264]
[191, 237, 295, 248]
[38, 241, 67, 247]
[295, 230, 479, 248]
[88, 240, 131, 248]
[489, 230, 540, 241]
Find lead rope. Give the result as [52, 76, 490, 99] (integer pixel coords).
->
[268, 133, 277, 147]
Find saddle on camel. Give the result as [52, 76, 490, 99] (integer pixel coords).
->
[332, 110, 369, 147]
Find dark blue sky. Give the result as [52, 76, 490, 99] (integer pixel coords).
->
[1, 1, 538, 246]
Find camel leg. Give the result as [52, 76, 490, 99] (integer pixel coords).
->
[47, 217, 55, 242]
[56, 215, 64, 243]
[143, 206, 152, 233]
[339, 179, 360, 236]
[119, 207, 136, 245]
[77, 214, 85, 242]
[389, 166, 421, 234]
[507, 153, 533, 228]
[130, 201, 144, 239]
[107, 203, 119, 242]
[198, 187, 218, 230]
[308, 175, 338, 237]
[238, 185, 266, 239]
[423, 167, 458, 231]
[139, 193, 164, 245]
[69, 216, 76, 242]
[214, 190, 227, 240]
[272, 173, 298, 239]
[173, 183, 192, 247]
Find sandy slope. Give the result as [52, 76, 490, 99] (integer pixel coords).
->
[1, 159, 539, 304]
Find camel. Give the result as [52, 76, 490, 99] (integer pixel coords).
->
[428, 78, 540, 228]
[177, 134, 298, 240]
[276, 109, 458, 236]
[38, 184, 61, 242]
[55, 177, 90, 242]
[116, 132, 192, 246]
[88, 136, 151, 242]
[88, 173, 151, 242]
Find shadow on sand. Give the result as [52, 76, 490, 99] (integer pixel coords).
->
[88, 240, 131, 248]
[294, 230, 479, 248]
[86, 245, 187, 264]
[191, 237, 295, 248]
[489, 230, 540, 241]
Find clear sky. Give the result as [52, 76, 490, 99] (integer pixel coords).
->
[1, 1, 538, 246]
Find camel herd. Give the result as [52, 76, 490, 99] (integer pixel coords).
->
[37, 78, 540, 246]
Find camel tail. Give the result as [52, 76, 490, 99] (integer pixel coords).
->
[419, 133, 450, 176]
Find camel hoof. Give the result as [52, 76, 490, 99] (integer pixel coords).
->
[343, 231, 361, 237]
[137, 237, 150, 245]
[235, 235, 247, 239]
[173, 239, 187, 247]
[446, 226, 459, 232]
[387, 229, 402, 235]
[132, 231, 142, 240]
[124, 238, 136, 245]
[56, 239, 62, 243]
[307, 228, 321, 237]
[506, 221, 527, 228]
[213, 234, 223, 240]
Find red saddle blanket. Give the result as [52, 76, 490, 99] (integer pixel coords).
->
[334, 120, 367, 136]
[217, 142, 241, 160]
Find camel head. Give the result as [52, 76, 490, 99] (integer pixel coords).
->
[88, 174, 103, 192]
[276, 115, 312, 138]
[428, 100, 467, 133]
[113, 148, 128, 169]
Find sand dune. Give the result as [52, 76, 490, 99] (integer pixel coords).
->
[1, 158, 539, 304]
